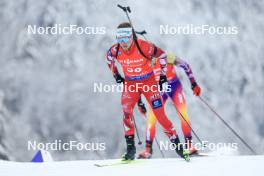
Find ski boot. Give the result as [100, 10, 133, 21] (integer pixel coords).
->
[185, 137, 198, 155]
[122, 135, 136, 161]
[138, 141, 153, 159]
[171, 137, 190, 162]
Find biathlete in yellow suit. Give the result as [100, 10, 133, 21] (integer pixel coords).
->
[138, 51, 201, 159]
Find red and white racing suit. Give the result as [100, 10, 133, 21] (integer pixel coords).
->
[106, 39, 177, 139]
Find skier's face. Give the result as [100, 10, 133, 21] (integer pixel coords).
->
[119, 36, 133, 51]
[116, 28, 133, 51]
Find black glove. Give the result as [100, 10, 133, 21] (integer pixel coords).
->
[159, 75, 168, 91]
[137, 97, 147, 115]
[114, 73, 124, 84]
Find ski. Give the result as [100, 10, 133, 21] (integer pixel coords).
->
[94, 159, 145, 167]
[190, 152, 218, 157]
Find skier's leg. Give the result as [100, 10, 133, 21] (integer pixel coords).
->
[143, 90, 176, 139]
[138, 106, 156, 159]
[121, 81, 141, 160]
[138, 93, 169, 159]
[140, 77, 189, 161]
[144, 90, 189, 160]
[168, 81, 192, 139]
[169, 81, 197, 154]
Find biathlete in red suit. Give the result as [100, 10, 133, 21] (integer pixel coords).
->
[106, 22, 190, 161]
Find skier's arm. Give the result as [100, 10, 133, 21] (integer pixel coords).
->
[150, 44, 168, 90]
[141, 40, 167, 76]
[167, 52, 201, 96]
[166, 51, 196, 84]
[106, 45, 119, 75]
[175, 57, 201, 96]
[141, 40, 168, 90]
[106, 45, 124, 83]
[151, 46, 167, 76]
[175, 57, 196, 85]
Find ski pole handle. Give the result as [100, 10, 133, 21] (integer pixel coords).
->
[117, 4, 131, 13]
[127, 6, 131, 13]
[117, 4, 126, 11]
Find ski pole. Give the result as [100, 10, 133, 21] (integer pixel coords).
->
[132, 115, 143, 145]
[117, 5, 133, 27]
[198, 96, 257, 155]
[174, 103, 206, 147]
[117, 4, 139, 40]
[154, 136, 165, 158]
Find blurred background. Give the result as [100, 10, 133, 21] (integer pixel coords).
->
[0, 0, 263, 161]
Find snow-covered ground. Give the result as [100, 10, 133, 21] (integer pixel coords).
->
[0, 155, 263, 176]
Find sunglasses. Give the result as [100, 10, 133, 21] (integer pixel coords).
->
[116, 36, 132, 43]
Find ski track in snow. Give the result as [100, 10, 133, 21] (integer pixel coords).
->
[0, 155, 263, 176]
